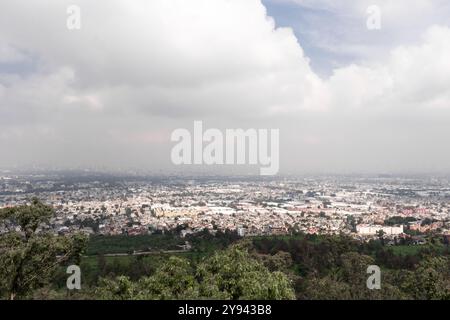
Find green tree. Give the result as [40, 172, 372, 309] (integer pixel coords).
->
[303, 275, 353, 300]
[404, 257, 450, 300]
[136, 256, 200, 299]
[96, 276, 138, 300]
[338, 252, 375, 299]
[96, 257, 201, 300]
[376, 230, 385, 246]
[256, 251, 293, 273]
[0, 198, 87, 300]
[197, 244, 295, 300]
[96, 244, 295, 300]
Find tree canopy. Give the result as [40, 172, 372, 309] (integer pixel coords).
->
[0, 198, 87, 300]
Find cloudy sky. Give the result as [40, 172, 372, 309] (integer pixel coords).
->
[1, 0, 450, 174]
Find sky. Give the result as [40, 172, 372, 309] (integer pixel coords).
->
[1, 0, 450, 175]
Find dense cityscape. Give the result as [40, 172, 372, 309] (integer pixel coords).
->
[2, 0, 450, 308]
[1, 171, 449, 246]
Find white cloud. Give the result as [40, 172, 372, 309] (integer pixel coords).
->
[0, 0, 325, 119]
[0, 44, 28, 64]
[328, 25, 450, 114]
[268, 0, 450, 74]
[1, 0, 450, 172]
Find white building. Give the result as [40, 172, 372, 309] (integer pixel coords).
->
[356, 225, 404, 235]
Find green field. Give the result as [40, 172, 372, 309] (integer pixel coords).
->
[389, 245, 422, 256]
[86, 234, 186, 255]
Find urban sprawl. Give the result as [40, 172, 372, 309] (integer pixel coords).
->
[1, 172, 449, 245]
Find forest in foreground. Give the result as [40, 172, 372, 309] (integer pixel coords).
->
[1, 200, 449, 300]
